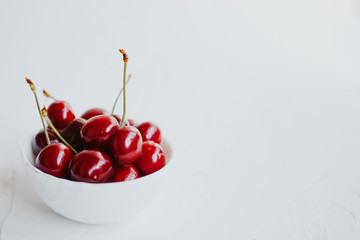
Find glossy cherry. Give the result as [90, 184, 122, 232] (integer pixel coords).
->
[136, 141, 165, 175]
[111, 165, 139, 182]
[35, 143, 74, 178]
[48, 101, 76, 129]
[69, 149, 114, 183]
[137, 122, 162, 144]
[32, 129, 59, 155]
[80, 115, 119, 149]
[80, 108, 108, 120]
[60, 118, 86, 152]
[108, 50, 142, 165]
[108, 126, 143, 165]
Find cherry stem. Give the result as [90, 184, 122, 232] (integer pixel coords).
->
[119, 49, 128, 127]
[25, 77, 50, 146]
[42, 90, 57, 101]
[41, 107, 78, 154]
[110, 74, 132, 116]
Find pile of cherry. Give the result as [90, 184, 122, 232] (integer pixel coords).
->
[27, 49, 166, 183]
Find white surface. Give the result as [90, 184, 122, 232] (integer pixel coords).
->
[0, 0, 360, 239]
[21, 136, 173, 224]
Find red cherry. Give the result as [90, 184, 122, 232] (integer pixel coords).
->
[136, 141, 165, 175]
[108, 50, 142, 165]
[81, 108, 109, 120]
[108, 126, 143, 165]
[80, 115, 119, 149]
[61, 118, 86, 152]
[111, 165, 139, 182]
[35, 143, 74, 178]
[32, 129, 59, 155]
[137, 122, 161, 144]
[69, 149, 114, 183]
[48, 101, 76, 129]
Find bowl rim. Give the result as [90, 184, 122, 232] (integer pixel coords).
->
[21, 134, 174, 187]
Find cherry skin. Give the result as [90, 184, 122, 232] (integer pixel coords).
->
[112, 115, 135, 126]
[136, 141, 165, 175]
[107, 126, 143, 165]
[80, 108, 109, 120]
[136, 122, 161, 144]
[32, 129, 59, 155]
[69, 149, 114, 183]
[47, 101, 76, 129]
[80, 115, 119, 150]
[112, 114, 123, 125]
[35, 143, 74, 178]
[111, 165, 139, 182]
[60, 118, 86, 152]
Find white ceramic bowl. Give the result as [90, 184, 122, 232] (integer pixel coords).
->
[21, 135, 173, 224]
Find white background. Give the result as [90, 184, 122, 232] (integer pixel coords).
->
[1, 0, 360, 239]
